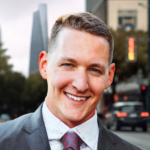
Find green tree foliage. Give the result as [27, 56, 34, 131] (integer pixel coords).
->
[0, 35, 48, 118]
[0, 38, 47, 118]
[0, 40, 26, 117]
[0, 39, 12, 106]
[112, 29, 148, 81]
[2, 72, 26, 116]
[21, 72, 47, 112]
[0, 41, 12, 74]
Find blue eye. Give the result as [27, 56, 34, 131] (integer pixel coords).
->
[91, 68, 101, 73]
[62, 63, 73, 67]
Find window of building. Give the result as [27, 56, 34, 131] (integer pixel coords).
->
[118, 10, 137, 30]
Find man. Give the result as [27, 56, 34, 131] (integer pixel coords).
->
[0, 12, 141, 150]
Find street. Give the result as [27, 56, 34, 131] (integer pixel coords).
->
[111, 127, 150, 150]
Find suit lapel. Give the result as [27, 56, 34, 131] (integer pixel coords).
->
[22, 104, 117, 150]
[97, 119, 117, 150]
[23, 104, 50, 150]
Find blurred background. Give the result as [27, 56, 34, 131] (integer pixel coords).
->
[0, 0, 150, 149]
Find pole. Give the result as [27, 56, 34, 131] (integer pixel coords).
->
[147, 0, 150, 122]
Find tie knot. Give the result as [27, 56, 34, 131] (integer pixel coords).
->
[60, 132, 83, 150]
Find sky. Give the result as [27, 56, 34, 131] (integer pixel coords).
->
[0, 0, 85, 77]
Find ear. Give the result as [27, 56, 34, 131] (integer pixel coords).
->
[39, 51, 48, 79]
[105, 63, 115, 89]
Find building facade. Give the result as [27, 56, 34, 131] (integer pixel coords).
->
[29, 4, 48, 74]
[108, 0, 148, 31]
[86, 0, 148, 31]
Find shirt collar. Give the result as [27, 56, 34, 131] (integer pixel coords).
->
[42, 100, 99, 150]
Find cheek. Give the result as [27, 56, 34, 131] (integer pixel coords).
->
[89, 77, 107, 96]
[50, 70, 71, 90]
[88, 78, 107, 109]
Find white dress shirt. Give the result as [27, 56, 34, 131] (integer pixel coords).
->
[42, 101, 99, 150]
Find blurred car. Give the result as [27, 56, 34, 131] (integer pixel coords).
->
[104, 101, 149, 131]
[0, 114, 11, 123]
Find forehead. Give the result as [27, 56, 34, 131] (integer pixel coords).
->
[57, 28, 109, 47]
[52, 28, 110, 66]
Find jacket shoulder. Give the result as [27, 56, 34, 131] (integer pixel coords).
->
[0, 113, 32, 148]
[97, 118, 141, 150]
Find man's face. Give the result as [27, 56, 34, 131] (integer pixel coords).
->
[39, 28, 115, 127]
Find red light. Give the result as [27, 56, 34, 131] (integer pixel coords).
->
[105, 114, 110, 118]
[116, 112, 127, 117]
[141, 112, 149, 117]
[141, 85, 146, 90]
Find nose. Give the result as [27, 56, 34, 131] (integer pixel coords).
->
[72, 69, 89, 92]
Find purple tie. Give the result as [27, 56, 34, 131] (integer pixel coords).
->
[60, 132, 83, 150]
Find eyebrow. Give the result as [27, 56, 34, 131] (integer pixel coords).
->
[60, 57, 77, 63]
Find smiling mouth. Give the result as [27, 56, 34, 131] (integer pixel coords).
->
[65, 92, 90, 101]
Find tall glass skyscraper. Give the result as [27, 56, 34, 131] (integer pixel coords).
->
[29, 4, 48, 73]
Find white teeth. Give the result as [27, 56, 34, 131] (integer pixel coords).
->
[66, 93, 87, 101]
